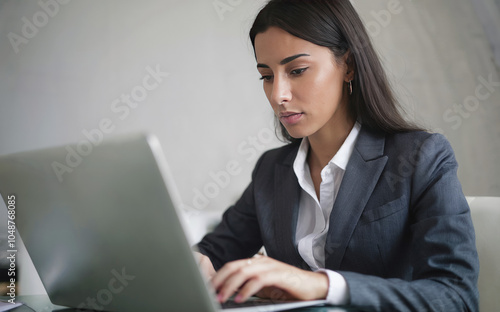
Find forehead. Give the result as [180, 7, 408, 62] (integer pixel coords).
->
[254, 27, 328, 64]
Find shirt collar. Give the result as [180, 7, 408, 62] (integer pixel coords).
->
[293, 121, 361, 175]
[331, 121, 361, 170]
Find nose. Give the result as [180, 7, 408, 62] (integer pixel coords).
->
[271, 76, 292, 106]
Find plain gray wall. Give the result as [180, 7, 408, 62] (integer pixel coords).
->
[0, 0, 499, 295]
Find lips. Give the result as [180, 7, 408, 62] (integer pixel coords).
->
[279, 111, 304, 125]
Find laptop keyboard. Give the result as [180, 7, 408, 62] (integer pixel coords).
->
[221, 298, 298, 309]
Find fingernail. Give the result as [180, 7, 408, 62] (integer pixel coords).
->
[234, 294, 243, 303]
[217, 294, 223, 302]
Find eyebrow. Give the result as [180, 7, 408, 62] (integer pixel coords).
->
[256, 53, 310, 68]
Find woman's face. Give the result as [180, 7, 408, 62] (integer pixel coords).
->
[254, 27, 352, 140]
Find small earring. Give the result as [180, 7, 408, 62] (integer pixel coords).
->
[348, 80, 353, 95]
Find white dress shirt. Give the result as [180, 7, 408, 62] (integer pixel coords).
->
[293, 121, 361, 305]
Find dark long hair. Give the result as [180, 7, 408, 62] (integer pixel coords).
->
[249, 0, 423, 142]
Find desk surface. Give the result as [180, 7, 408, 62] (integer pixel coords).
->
[3, 295, 367, 312]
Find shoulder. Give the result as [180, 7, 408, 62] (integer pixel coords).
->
[244, 141, 301, 199]
[385, 130, 450, 150]
[382, 130, 457, 168]
[247, 141, 301, 185]
[255, 140, 301, 168]
[355, 126, 457, 169]
[375, 129, 460, 199]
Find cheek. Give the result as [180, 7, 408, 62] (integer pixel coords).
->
[310, 72, 344, 104]
[292, 79, 331, 107]
[297, 68, 340, 99]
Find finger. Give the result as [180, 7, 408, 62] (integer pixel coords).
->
[234, 272, 294, 303]
[233, 267, 286, 303]
[211, 258, 256, 290]
[211, 261, 239, 291]
[215, 261, 266, 302]
[216, 269, 252, 302]
[235, 263, 312, 301]
[233, 277, 265, 302]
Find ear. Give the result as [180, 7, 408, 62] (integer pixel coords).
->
[343, 50, 355, 82]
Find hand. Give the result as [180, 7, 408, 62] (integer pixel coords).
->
[211, 255, 328, 303]
[194, 252, 216, 281]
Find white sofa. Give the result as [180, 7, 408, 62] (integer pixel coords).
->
[467, 196, 500, 312]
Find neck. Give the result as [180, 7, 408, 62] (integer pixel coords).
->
[307, 113, 355, 170]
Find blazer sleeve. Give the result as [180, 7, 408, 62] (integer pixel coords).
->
[339, 133, 479, 312]
[194, 153, 265, 271]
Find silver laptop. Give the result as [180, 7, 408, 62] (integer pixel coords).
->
[0, 133, 327, 312]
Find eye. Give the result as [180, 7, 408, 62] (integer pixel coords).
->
[291, 67, 308, 76]
[259, 75, 273, 82]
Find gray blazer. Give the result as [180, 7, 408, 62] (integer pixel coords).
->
[197, 126, 479, 311]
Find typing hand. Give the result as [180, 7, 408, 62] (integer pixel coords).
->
[211, 255, 328, 303]
[194, 252, 216, 281]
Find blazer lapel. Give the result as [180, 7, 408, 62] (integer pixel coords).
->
[324, 127, 388, 269]
[273, 146, 310, 270]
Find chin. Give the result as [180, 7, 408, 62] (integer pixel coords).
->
[284, 128, 309, 140]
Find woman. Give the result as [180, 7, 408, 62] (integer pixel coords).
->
[195, 0, 479, 311]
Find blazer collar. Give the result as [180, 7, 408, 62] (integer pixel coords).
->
[324, 126, 388, 269]
[274, 158, 311, 269]
[282, 139, 302, 166]
[354, 126, 386, 161]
